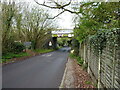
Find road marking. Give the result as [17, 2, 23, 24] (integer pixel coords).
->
[42, 54, 52, 57]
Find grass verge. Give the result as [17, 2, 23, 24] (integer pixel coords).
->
[1, 52, 30, 63]
[1, 49, 54, 64]
[69, 53, 84, 65]
[34, 49, 54, 53]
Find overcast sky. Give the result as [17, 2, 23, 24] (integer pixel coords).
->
[20, 0, 109, 29]
[14, 0, 76, 29]
[3, 0, 118, 29]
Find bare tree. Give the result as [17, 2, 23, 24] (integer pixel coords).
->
[1, 1, 17, 54]
[21, 6, 56, 49]
[34, 0, 81, 19]
[1, 1, 57, 54]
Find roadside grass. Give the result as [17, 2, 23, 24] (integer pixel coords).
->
[93, 83, 98, 88]
[69, 53, 76, 58]
[69, 53, 84, 65]
[85, 81, 97, 88]
[1, 49, 54, 64]
[85, 81, 92, 85]
[34, 49, 54, 53]
[1, 52, 30, 63]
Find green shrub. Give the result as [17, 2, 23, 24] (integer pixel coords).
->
[2, 52, 30, 63]
[76, 56, 84, 65]
[3, 42, 25, 55]
[69, 53, 84, 65]
[11, 42, 25, 53]
[69, 53, 76, 58]
[71, 39, 79, 56]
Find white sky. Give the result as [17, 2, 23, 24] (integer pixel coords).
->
[13, 0, 76, 29]
[3, 0, 118, 29]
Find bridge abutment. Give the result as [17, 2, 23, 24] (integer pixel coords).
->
[52, 37, 57, 49]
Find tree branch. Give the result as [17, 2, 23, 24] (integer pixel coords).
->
[34, 0, 60, 9]
[48, 10, 65, 19]
[52, 0, 72, 9]
[63, 8, 80, 14]
[34, 0, 80, 19]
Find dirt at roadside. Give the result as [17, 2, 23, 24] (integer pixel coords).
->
[60, 58, 95, 88]
[73, 59, 95, 88]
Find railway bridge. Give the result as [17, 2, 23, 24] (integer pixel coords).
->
[50, 29, 74, 49]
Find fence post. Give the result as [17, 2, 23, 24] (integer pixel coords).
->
[87, 39, 90, 74]
[111, 40, 116, 88]
[98, 50, 101, 88]
[83, 41, 86, 64]
[79, 42, 81, 57]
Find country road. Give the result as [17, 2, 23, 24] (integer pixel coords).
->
[2, 47, 70, 88]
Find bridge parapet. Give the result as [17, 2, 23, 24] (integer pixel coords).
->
[52, 29, 74, 37]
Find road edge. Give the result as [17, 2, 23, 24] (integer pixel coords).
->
[59, 58, 68, 88]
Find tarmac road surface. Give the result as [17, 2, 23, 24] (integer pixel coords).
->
[2, 47, 70, 88]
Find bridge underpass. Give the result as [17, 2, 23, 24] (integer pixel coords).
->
[50, 29, 74, 49]
[47, 29, 74, 49]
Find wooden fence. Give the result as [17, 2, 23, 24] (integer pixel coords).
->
[79, 30, 120, 89]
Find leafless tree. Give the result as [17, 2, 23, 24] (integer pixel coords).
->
[34, 0, 81, 19]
